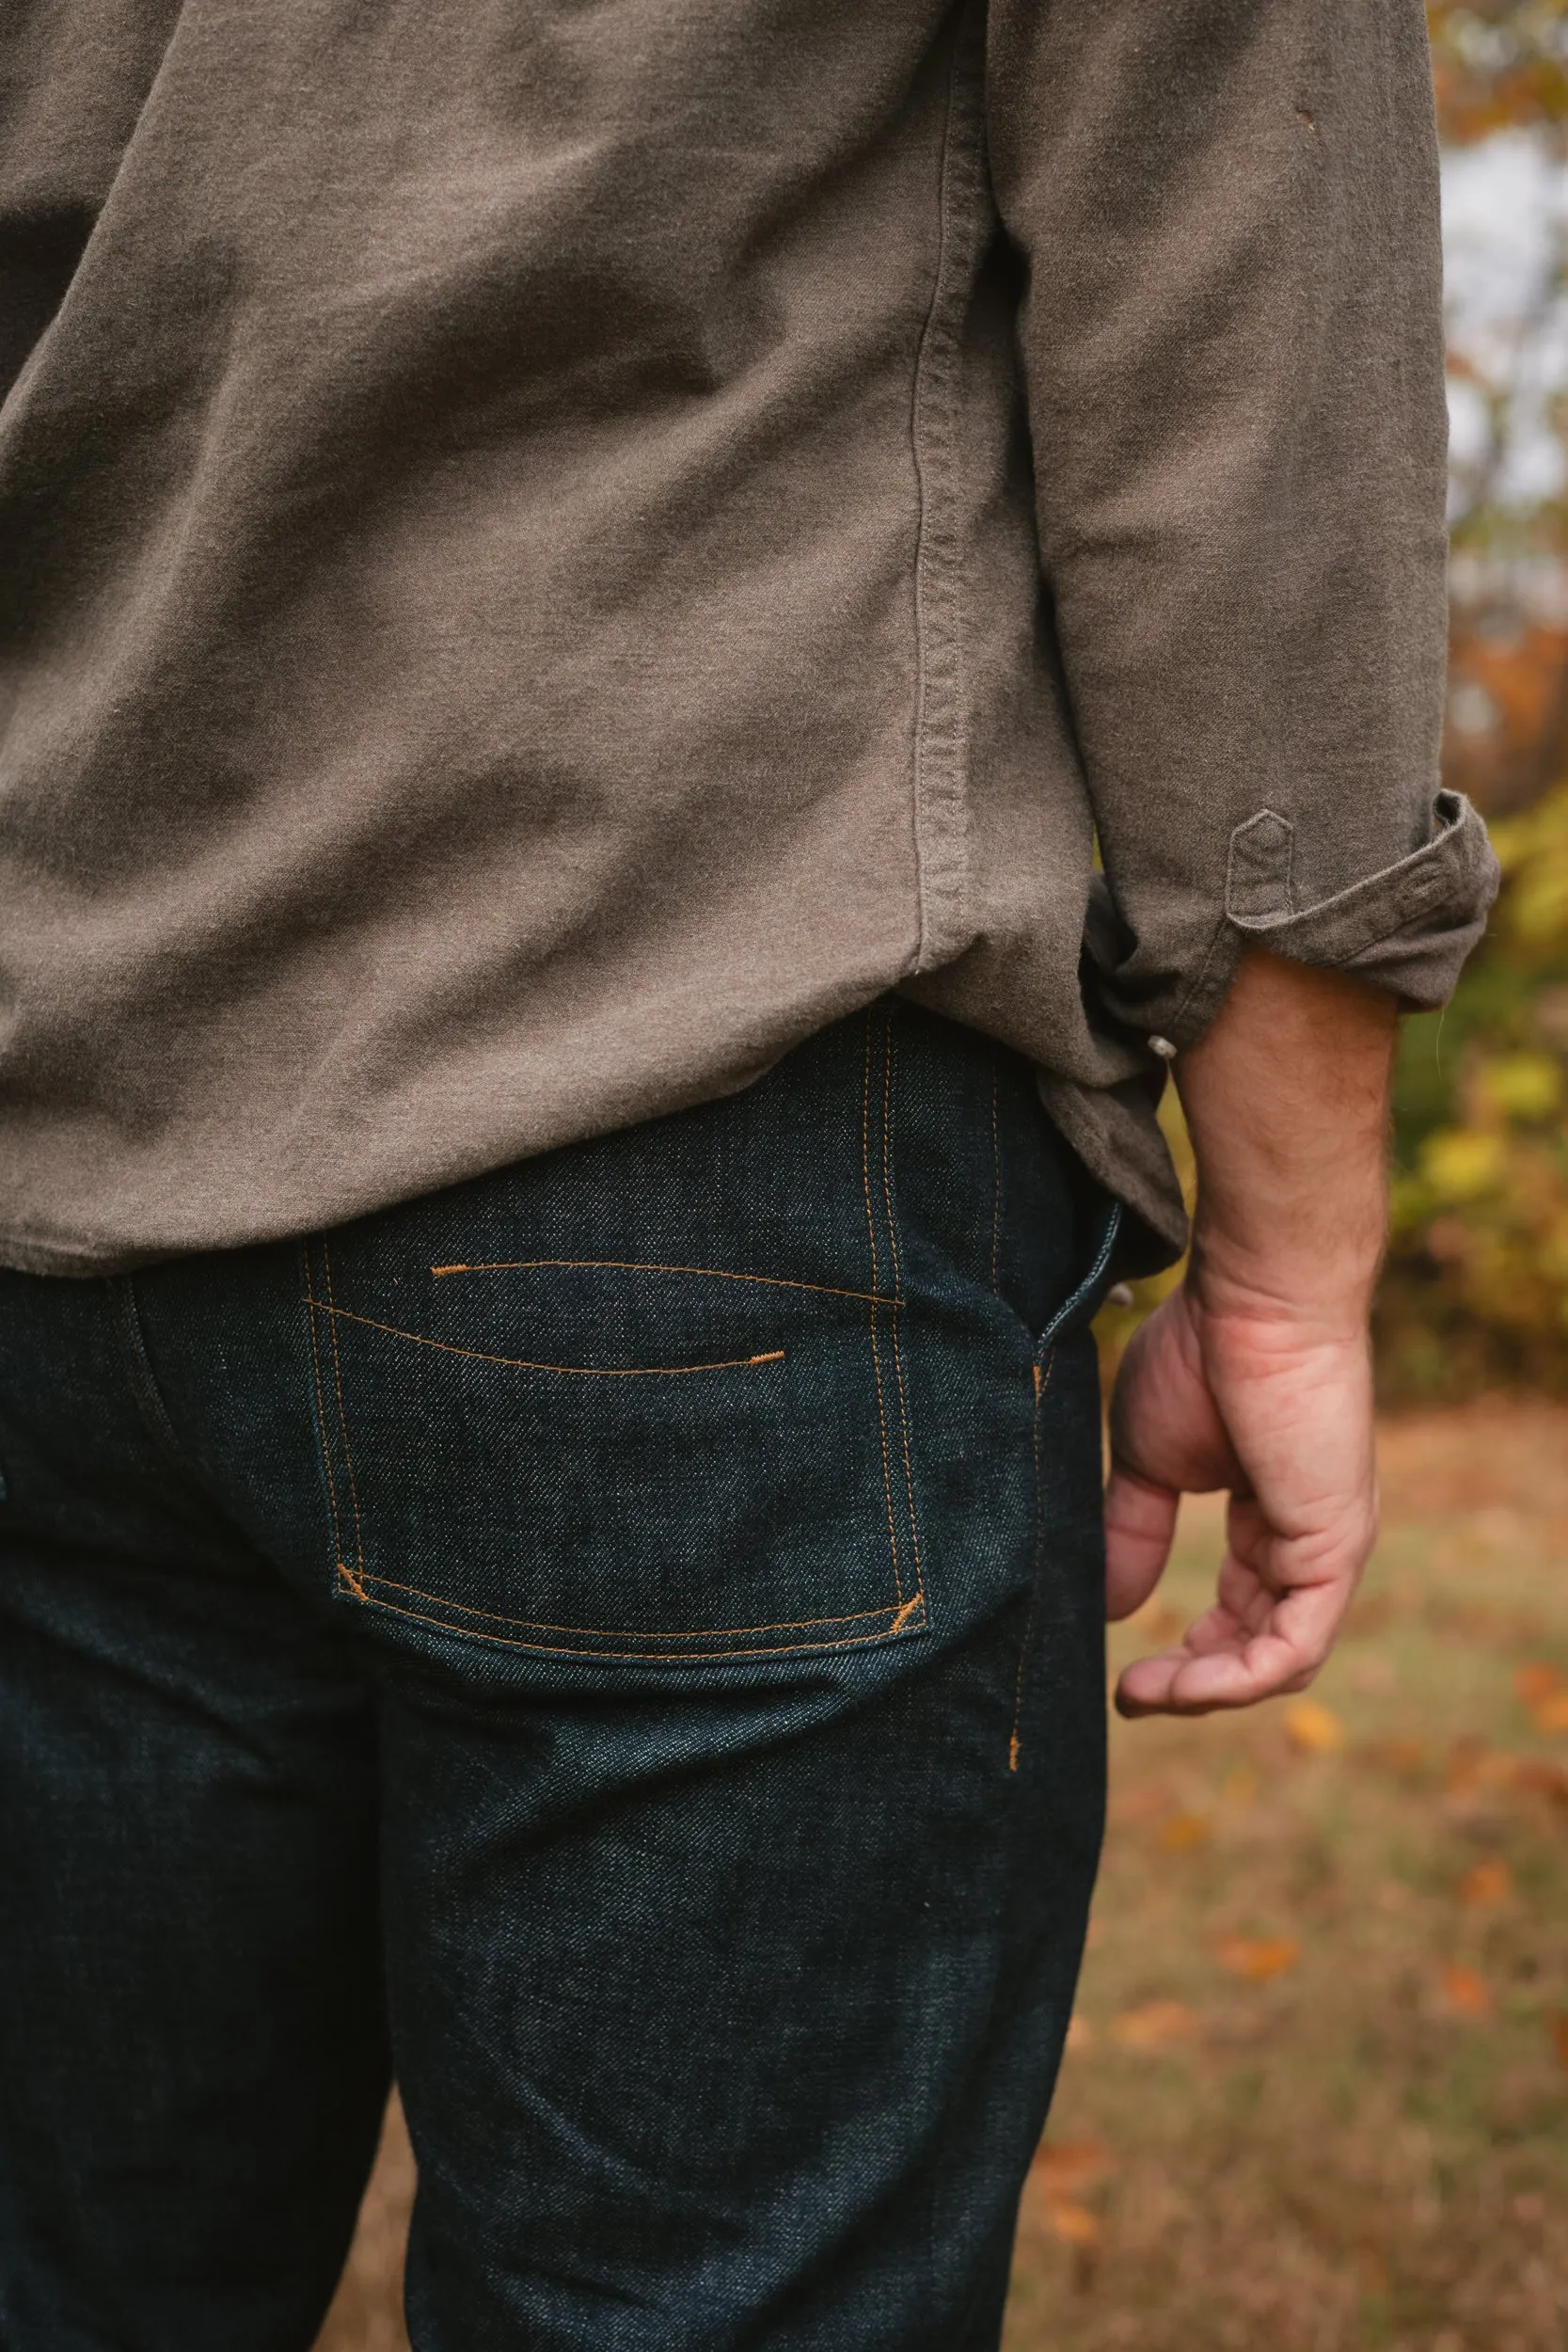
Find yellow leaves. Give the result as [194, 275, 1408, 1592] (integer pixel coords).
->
[1286, 1699, 1345, 1756]
[1532, 1691, 1568, 1734]
[1456, 1856, 1512, 1908]
[1215, 1935, 1301, 1983]
[1110, 2000, 1201, 2051]
[1478, 1052, 1563, 1124]
[1419, 1127, 1508, 1205]
[1438, 1963, 1493, 2020]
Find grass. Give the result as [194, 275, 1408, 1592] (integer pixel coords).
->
[1007, 1398, 1568, 2352]
[315, 1401, 1568, 2352]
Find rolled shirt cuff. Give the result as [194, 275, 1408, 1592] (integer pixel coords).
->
[1164, 789, 1500, 1042]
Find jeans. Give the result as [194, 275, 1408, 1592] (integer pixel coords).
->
[0, 1000, 1117, 2351]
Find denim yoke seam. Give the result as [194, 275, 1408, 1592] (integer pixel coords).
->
[305, 1016, 927, 1657]
[321, 1238, 369, 1597]
[302, 1240, 349, 1577]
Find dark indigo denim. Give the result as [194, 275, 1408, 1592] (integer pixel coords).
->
[0, 1001, 1117, 2352]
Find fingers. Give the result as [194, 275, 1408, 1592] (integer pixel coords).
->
[1103, 1469, 1180, 1623]
[1115, 1567, 1350, 1718]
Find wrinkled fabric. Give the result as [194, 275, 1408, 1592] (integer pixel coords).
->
[0, 0, 1497, 1276]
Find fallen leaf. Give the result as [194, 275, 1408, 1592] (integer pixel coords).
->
[1358, 2249, 1389, 2296]
[1514, 1662, 1564, 1706]
[1439, 1963, 1492, 2018]
[1286, 1699, 1344, 1755]
[1530, 1691, 1568, 1735]
[1110, 1999, 1201, 2050]
[1549, 2012, 1568, 2070]
[1509, 1758, 1568, 1807]
[1457, 1856, 1512, 1908]
[1033, 2139, 1115, 2194]
[1157, 1810, 1212, 1852]
[1446, 1736, 1490, 1794]
[1215, 1934, 1301, 1983]
[1361, 1736, 1425, 1777]
[1043, 2199, 1101, 2249]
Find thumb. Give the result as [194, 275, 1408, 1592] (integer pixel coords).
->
[1104, 1469, 1179, 1623]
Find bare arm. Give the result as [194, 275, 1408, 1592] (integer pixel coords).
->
[1104, 947, 1398, 1717]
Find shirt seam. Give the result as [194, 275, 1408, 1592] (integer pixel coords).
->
[909, 2, 986, 974]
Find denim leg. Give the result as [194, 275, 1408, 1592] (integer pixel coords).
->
[0, 1274, 390, 2352]
[202, 999, 1103, 2350]
[376, 1337, 1103, 2352]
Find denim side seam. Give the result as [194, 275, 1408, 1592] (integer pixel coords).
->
[1007, 1345, 1055, 1773]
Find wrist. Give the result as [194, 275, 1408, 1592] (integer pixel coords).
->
[1185, 1222, 1383, 1342]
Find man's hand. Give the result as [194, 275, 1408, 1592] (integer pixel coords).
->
[1104, 948, 1398, 1719]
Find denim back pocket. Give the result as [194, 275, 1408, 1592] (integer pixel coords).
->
[303, 1018, 929, 1665]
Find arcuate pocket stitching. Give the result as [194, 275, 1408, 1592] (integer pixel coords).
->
[301, 1296, 787, 1379]
[314, 1597, 927, 1666]
[427, 1258, 896, 1307]
[333, 1567, 920, 1643]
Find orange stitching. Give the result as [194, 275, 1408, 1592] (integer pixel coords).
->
[429, 1259, 896, 1307]
[338, 1561, 369, 1601]
[322, 1241, 366, 1576]
[301, 1301, 785, 1378]
[1009, 1350, 1055, 1771]
[862, 1013, 904, 1603]
[989, 1058, 1002, 1294]
[303, 1242, 347, 1565]
[344, 1565, 912, 1641]
[331, 1591, 925, 1666]
[880, 1015, 924, 1585]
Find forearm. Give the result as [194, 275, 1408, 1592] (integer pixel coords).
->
[1176, 949, 1399, 1333]
[1105, 949, 1400, 1711]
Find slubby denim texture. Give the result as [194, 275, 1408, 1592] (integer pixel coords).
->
[0, 1002, 1117, 2352]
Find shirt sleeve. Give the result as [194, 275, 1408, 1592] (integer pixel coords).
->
[984, 0, 1498, 1043]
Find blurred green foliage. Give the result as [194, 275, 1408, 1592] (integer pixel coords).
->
[1379, 785, 1568, 1396]
[1096, 798, 1568, 1401]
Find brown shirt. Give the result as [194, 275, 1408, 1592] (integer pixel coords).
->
[0, 0, 1497, 1276]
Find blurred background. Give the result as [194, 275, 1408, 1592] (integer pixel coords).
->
[317, 9, 1568, 2347]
